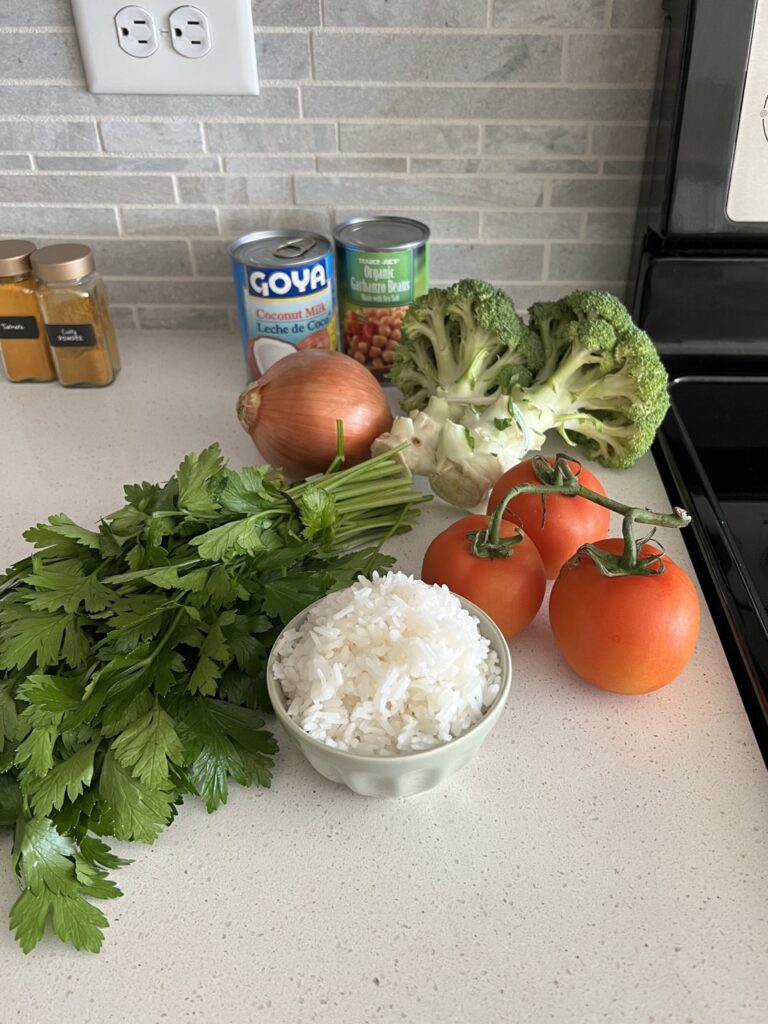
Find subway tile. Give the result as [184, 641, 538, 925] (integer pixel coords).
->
[0, 206, 119, 237]
[0, 32, 83, 79]
[83, 240, 192, 276]
[251, 0, 321, 27]
[177, 176, 292, 205]
[591, 124, 650, 156]
[303, 85, 653, 121]
[324, 0, 488, 28]
[109, 306, 138, 331]
[411, 157, 600, 174]
[483, 124, 588, 156]
[550, 177, 641, 208]
[482, 211, 583, 241]
[493, 0, 605, 28]
[340, 123, 479, 155]
[603, 159, 648, 176]
[296, 174, 543, 208]
[0, 84, 300, 119]
[0, 121, 99, 152]
[255, 32, 310, 81]
[317, 156, 407, 173]
[108, 280, 234, 306]
[0, 155, 33, 169]
[0, 1, 73, 26]
[36, 155, 220, 172]
[509, 282, 627, 307]
[100, 121, 204, 154]
[191, 241, 239, 277]
[431, 243, 544, 281]
[313, 33, 562, 83]
[218, 207, 333, 238]
[120, 208, 220, 237]
[333, 210, 480, 241]
[611, 0, 664, 28]
[0, 120, 97, 152]
[566, 34, 660, 84]
[205, 122, 336, 153]
[224, 156, 316, 173]
[137, 307, 233, 331]
[585, 211, 637, 241]
[549, 243, 633, 281]
[0, 174, 175, 204]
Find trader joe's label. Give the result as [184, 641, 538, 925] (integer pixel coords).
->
[347, 250, 415, 307]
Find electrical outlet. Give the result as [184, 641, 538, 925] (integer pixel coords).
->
[71, 0, 258, 95]
[169, 6, 211, 59]
[115, 6, 158, 58]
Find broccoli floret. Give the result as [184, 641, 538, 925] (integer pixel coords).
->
[390, 279, 543, 413]
[514, 289, 669, 469]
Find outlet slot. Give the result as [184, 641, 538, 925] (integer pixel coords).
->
[114, 6, 158, 58]
[169, 6, 211, 59]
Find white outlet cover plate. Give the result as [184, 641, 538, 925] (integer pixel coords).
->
[71, 0, 258, 95]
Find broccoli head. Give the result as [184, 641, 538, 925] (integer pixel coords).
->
[514, 289, 669, 469]
[390, 279, 543, 413]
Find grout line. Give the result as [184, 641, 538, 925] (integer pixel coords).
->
[541, 242, 551, 281]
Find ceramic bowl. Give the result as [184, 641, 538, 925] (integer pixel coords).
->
[266, 594, 511, 798]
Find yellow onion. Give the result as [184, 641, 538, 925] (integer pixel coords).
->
[236, 349, 393, 480]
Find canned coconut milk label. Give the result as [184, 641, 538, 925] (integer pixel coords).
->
[335, 217, 430, 380]
[230, 231, 338, 381]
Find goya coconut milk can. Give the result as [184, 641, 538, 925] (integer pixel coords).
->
[230, 230, 338, 380]
[334, 217, 430, 380]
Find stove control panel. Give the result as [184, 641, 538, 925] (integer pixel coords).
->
[727, 0, 768, 221]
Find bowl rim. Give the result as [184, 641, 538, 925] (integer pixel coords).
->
[265, 590, 512, 765]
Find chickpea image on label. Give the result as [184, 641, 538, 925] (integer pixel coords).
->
[343, 305, 408, 369]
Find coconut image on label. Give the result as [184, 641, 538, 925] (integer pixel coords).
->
[249, 336, 295, 380]
[230, 231, 338, 381]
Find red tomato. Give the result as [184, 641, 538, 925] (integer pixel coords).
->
[421, 514, 546, 639]
[487, 457, 611, 579]
[548, 538, 701, 694]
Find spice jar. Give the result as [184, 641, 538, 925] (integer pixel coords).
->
[0, 240, 57, 383]
[31, 243, 121, 388]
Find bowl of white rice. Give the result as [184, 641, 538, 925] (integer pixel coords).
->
[266, 571, 511, 797]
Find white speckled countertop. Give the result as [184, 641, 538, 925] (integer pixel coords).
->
[1, 333, 767, 1024]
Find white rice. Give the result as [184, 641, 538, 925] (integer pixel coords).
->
[271, 571, 502, 756]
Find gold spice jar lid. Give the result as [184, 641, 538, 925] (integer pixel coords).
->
[31, 243, 96, 283]
[0, 239, 36, 278]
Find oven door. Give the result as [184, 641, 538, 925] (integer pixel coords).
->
[641, 0, 768, 245]
[653, 375, 768, 767]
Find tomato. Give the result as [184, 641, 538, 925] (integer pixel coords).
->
[421, 514, 546, 638]
[487, 457, 610, 579]
[548, 538, 701, 694]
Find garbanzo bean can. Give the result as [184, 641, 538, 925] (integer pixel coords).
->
[334, 217, 430, 380]
[230, 230, 338, 381]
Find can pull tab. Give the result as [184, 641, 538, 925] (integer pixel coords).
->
[273, 237, 317, 260]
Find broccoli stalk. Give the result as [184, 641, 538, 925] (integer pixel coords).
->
[371, 395, 532, 510]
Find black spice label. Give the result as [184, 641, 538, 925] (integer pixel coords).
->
[0, 316, 40, 340]
[46, 323, 98, 348]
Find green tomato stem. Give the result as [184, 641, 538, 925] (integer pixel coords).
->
[483, 453, 691, 572]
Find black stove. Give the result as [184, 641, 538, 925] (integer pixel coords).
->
[633, 0, 768, 765]
[653, 374, 768, 766]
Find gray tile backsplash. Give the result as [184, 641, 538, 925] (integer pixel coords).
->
[0, 1, 663, 330]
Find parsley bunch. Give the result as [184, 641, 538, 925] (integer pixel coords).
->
[0, 442, 428, 953]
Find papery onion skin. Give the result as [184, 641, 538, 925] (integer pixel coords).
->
[237, 349, 393, 480]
